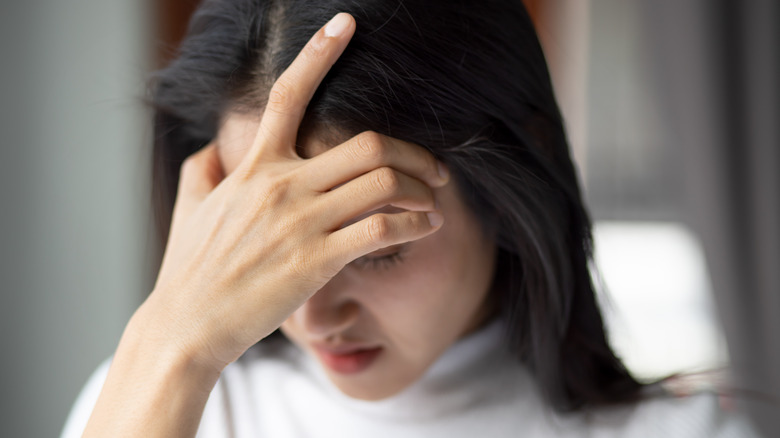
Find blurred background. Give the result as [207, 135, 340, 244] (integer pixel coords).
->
[0, 0, 776, 436]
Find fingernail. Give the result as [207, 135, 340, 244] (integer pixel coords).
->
[325, 13, 351, 38]
[427, 212, 444, 228]
[437, 161, 450, 182]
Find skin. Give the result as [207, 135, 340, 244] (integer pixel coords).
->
[217, 114, 497, 400]
[81, 13, 494, 437]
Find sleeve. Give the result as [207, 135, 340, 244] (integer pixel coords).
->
[59, 358, 112, 438]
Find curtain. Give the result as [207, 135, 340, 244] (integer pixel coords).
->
[639, 0, 779, 435]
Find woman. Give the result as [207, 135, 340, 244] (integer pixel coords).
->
[62, 0, 757, 436]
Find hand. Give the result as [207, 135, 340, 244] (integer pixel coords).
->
[138, 13, 449, 371]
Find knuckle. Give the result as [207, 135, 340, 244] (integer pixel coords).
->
[398, 212, 425, 235]
[246, 171, 291, 208]
[267, 80, 297, 113]
[354, 131, 386, 161]
[232, 163, 256, 183]
[264, 175, 292, 202]
[365, 215, 392, 243]
[301, 38, 326, 61]
[372, 167, 400, 194]
[410, 212, 428, 230]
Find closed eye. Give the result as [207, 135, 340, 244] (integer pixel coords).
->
[350, 244, 407, 270]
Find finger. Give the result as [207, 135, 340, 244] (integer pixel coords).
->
[316, 167, 436, 230]
[178, 143, 224, 201]
[170, 143, 224, 230]
[325, 211, 444, 266]
[249, 13, 355, 161]
[302, 131, 450, 192]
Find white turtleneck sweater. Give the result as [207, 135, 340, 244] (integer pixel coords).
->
[61, 321, 758, 437]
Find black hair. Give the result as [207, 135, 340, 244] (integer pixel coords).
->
[150, 0, 643, 411]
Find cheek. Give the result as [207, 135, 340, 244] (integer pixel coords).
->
[365, 264, 444, 324]
[400, 208, 496, 338]
[370, 232, 492, 335]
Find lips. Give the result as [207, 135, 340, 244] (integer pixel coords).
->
[313, 344, 384, 374]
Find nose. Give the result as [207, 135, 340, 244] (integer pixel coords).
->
[296, 272, 360, 340]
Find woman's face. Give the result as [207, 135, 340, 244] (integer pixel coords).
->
[216, 112, 497, 400]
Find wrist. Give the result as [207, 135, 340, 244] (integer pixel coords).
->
[81, 302, 223, 437]
[122, 296, 227, 379]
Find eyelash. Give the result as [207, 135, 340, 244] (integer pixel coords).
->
[353, 250, 406, 270]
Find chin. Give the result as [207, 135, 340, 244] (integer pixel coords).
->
[328, 373, 409, 401]
[320, 358, 422, 401]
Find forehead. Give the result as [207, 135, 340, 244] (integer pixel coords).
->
[216, 110, 351, 161]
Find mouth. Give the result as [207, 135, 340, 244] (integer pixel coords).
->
[313, 344, 384, 374]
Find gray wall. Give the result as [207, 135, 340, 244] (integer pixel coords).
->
[0, 1, 151, 436]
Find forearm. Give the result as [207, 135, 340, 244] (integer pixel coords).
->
[82, 306, 222, 438]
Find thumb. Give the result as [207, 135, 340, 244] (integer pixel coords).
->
[171, 143, 225, 226]
[156, 144, 223, 289]
[178, 143, 225, 201]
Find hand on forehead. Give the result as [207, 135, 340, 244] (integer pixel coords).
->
[216, 112, 339, 173]
[216, 112, 417, 228]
